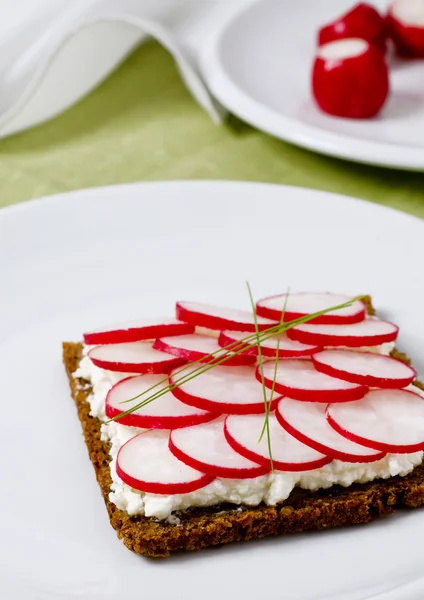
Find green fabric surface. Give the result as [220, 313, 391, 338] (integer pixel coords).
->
[1, 40, 424, 216]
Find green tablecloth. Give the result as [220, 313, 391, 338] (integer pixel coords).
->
[1, 40, 424, 215]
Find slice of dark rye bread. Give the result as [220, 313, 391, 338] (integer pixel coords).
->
[62, 298, 424, 558]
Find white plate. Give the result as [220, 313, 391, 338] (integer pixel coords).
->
[201, 0, 424, 171]
[2, 181, 424, 600]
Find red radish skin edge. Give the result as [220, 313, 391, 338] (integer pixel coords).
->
[312, 352, 416, 389]
[153, 337, 256, 367]
[83, 322, 195, 345]
[223, 419, 332, 472]
[116, 459, 214, 495]
[88, 352, 186, 374]
[387, 11, 424, 58]
[176, 302, 277, 332]
[275, 405, 386, 463]
[326, 407, 424, 453]
[312, 40, 390, 119]
[105, 400, 219, 430]
[257, 367, 368, 403]
[170, 375, 282, 415]
[318, 3, 387, 52]
[256, 308, 364, 326]
[287, 323, 399, 348]
[255, 296, 366, 325]
[168, 435, 270, 479]
[218, 330, 321, 358]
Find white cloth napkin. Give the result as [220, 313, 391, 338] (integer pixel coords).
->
[0, 0, 250, 138]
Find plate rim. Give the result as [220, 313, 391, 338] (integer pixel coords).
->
[1, 179, 422, 227]
[200, 0, 424, 172]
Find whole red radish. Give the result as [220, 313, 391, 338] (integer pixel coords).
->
[387, 0, 424, 57]
[312, 38, 390, 118]
[318, 2, 387, 51]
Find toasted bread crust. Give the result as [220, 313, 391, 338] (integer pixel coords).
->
[62, 298, 424, 557]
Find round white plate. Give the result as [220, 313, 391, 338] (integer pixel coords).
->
[201, 0, 424, 171]
[2, 181, 424, 600]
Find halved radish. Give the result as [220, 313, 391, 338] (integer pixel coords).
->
[312, 38, 390, 119]
[169, 418, 269, 479]
[327, 388, 424, 453]
[224, 414, 331, 471]
[83, 318, 194, 345]
[318, 3, 387, 52]
[312, 349, 416, 388]
[256, 292, 366, 325]
[170, 365, 282, 415]
[276, 398, 386, 463]
[88, 342, 185, 373]
[258, 359, 367, 403]
[106, 375, 218, 429]
[218, 329, 320, 358]
[153, 333, 256, 366]
[287, 318, 398, 348]
[116, 430, 214, 494]
[387, 0, 424, 57]
[176, 301, 277, 332]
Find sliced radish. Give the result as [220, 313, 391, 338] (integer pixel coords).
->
[170, 365, 282, 415]
[176, 301, 277, 332]
[312, 350, 416, 389]
[312, 38, 390, 119]
[256, 292, 366, 325]
[83, 318, 194, 345]
[388, 0, 424, 57]
[327, 388, 424, 453]
[224, 414, 331, 471]
[276, 398, 386, 463]
[287, 318, 398, 348]
[258, 359, 367, 402]
[88, 342, 185, 374]
[218, 330, 320, 358]
[116, 430, 214, 494]
[153, 333, 256, 366]
[169, 418, 269, 479]
[318, 3, 387, 52]
[106, 374, 218, 429]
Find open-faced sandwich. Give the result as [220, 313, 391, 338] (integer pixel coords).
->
[63, 292, 424, 557]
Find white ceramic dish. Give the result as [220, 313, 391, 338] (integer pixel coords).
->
[2, 181, 424, 600]
[201, 0, 424, 171]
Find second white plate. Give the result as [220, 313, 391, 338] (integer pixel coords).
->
[201, 0, 424, 171]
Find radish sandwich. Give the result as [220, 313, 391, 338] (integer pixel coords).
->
[63, 291, 424, 557]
